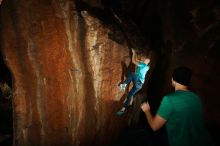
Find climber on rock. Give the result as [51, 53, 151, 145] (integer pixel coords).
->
[116, 48, 151, 116]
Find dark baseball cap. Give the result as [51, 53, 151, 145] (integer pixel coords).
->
[172, 66, 192, 86]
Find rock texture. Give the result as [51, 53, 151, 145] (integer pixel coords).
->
[0, 0, 136, 146]
[1, 0, 220, 146]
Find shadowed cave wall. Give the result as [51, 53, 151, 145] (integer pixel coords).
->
[0, 0, 220, 146]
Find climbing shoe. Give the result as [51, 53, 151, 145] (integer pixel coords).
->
[116, 110, 125, 116]
[119, 83, 127, 91]
[116, 107, 128, 117]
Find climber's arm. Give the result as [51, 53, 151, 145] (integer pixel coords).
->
[131, 48, 139, 66]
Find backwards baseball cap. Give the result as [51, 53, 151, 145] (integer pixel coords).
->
[172, 66, 192, 86]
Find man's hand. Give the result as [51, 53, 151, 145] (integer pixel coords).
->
[141, 102, 150, 112]
[141, 101, 166, 131]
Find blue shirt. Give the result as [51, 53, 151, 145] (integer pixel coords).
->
[135, 62, 149, 83]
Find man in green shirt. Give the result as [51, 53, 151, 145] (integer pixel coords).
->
[141, 66, 214, 146]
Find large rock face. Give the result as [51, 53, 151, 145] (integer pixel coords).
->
[1, 0, 133, 146]
[1, 0, 220, 145]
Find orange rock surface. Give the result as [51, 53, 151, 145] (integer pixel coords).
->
[1, 1, 132, 145]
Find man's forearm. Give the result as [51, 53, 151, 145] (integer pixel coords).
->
[144, 110, 154, 127]
[141, 102, 166, 131]
[144, 110, 159, 131]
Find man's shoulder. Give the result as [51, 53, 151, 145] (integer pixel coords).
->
[162, 92, 184, 101]
[164, 92, 177, 98]
[165, 91, 201, 103]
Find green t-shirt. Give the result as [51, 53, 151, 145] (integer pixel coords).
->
[157, 90, 214, 146]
